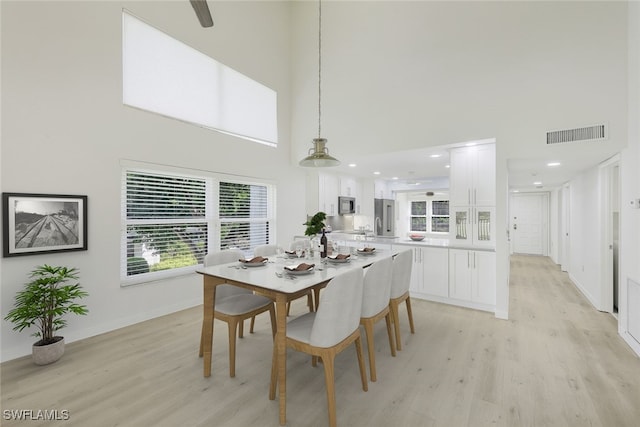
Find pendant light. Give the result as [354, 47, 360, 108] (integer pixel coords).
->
[299, 0, 340, 167]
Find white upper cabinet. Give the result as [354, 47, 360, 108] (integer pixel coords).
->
[339, 176, 358, 198]
[374, 180, 393, 200]
[449, 144, 495, 207]
[320, 173, 339, 216]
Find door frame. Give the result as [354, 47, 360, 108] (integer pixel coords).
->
[560, 183, 571, 272]
[599, 155, 620, 314]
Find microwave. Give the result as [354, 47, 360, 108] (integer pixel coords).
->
[338, 196, 356, 215]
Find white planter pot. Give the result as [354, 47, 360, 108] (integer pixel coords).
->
[32, 337, 65, 365]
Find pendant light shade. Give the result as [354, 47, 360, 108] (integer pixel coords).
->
[299, 0, 340, 167]
[299, 138, 340, 167]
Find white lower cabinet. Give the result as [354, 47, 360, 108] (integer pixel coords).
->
[395, 245, 448, 299]
[448, 249, 496, 308]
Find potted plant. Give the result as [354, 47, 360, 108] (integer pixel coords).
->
[303, 212, 327, 257]
[4, 265, 89, 365]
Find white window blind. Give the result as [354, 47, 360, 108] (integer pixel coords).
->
[122, 170, 210, 283]
[219, 181, 269, 255]
[122, 11, 278, 146]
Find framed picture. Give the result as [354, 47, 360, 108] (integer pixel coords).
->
[2, 193, 88, 257]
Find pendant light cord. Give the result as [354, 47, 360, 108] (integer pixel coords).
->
[318, 0, 322, 139]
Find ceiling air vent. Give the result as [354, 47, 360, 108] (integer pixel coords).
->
[546, 124, 607, 145]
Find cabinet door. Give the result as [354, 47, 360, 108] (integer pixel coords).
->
[408, 247, 423, 293]
[472, 251, 496, 305]
[472, 144, 495, 206]
[472, 206, 496, 247]
[320, 174, 338, 216]
[450, 206, 473, 244]
[421, 247, 449, 297]
[449, 148, 472, 206]
[449, 249, 472, 300]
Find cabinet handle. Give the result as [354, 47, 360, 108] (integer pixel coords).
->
[473, 252, 476, 269]
[468, 189, 471, 205]
[474, 188, 477, 205]
[467, 251, 470, 268]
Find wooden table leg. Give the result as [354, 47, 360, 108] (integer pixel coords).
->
[202, 276, 218, 377]
[276, 293, 288, 426]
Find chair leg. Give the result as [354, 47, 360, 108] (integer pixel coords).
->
[355, 335, 368, 392]
[363, 320, 377, 382]
[269, 306, 277, 338]
[321, 351, 337, 427]
[307, 292, 314, 312]
[228, 320, 238, 377]
[250, 316, 256, 333]
[405, 297, 415, 334]
[286, 302, 291, 316]
[384, 313, 396, 357]
[199, 319, 205, 357]
[390, 301, 403, 351]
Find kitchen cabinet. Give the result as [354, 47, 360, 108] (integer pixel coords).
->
[306, 172, 339, 216]
[374, 180, 393, 200]
[402, 245, 449, 299]
[449, 144, 495, 207]
[451, 206, 496, 247]
[448, 249, 495, 307]
[340, 176, 362, 214]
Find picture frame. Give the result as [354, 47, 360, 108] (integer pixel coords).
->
[2, 193, 88, 257]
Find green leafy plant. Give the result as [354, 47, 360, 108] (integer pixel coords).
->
[4, 265, 89, 346]
[303, 211, 327, 236]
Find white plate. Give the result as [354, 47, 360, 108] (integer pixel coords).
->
[240, 260, 267, 267]
[284, 266, 315, 275]
[327, 256, 350, 264]
[357, 249, 376, 256]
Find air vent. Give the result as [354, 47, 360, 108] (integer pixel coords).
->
[546, 124, 607, 145]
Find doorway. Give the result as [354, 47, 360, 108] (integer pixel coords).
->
[510, 193, 549, 255]
[600, 158, 620, 315]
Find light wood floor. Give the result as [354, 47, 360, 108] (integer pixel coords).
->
[2, 255, 640, 426]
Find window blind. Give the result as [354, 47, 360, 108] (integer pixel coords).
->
[122, 11, 278, 146]
[219, 182, 269, 254]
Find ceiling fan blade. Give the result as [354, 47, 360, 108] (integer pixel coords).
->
[190, 0, 214, 28]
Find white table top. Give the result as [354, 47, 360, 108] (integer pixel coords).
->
[196, 250, 393, 294]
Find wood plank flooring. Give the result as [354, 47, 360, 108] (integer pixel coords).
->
[2, 255, 640, 426]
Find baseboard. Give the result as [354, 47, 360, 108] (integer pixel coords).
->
[568, 273, 600, 309]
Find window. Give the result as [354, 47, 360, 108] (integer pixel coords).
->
[121, 167, 274, 285]
[219, 181, 270, 253]
[122, 11, 278, 146]
[409, 199, 449, 234]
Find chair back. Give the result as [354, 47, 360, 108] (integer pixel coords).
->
[391, 249, 413, 299]
[310, 268, 363, 348]
[361, 256, 393, 318]
[254, 244, 279, 257]
[204, 249, 250, 299]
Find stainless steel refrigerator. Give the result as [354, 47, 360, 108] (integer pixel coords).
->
[374, 199, 395, 236]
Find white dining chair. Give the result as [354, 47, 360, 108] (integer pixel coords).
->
[253, 244, 281, 257]
[269, 268, 368, 427]
[283, 241, 316, 314]
[390, 249, 415, 351]
[360, 255, 396, 382]
[199, 249, 276, 377]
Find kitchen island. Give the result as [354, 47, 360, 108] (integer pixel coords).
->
[325, 232, 496, 314]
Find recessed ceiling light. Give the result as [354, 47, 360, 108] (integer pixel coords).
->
[430, 154, 441, 158]
[392, 177, 399, 180]
[348, 163, 357, 167]
[533, 181, 542, 185]
[373, 171, 381, 175]
[512, 190, 520, 193]
[547, 162, 561, 167]
[444, 164, 450, 168]
[465, 142, 476, 147]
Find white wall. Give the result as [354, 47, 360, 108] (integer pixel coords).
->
[619, 0, 640, 354]
[0, 1, 305, 361]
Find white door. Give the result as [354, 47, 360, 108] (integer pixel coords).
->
[511, 193, 548, 255]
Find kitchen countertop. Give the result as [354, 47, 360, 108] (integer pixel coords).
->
[326, 232, 495, 252]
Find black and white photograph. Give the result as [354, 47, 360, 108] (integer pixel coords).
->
[2, 193, 88, 257]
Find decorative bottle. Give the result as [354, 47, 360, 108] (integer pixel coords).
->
[320, 229, 327, 258]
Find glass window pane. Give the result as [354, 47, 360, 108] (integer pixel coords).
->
[431, 217, 449, 233]
[411, 217, 427, 231]
[411, 201, 427, 216]
[432, 201, 449, 216]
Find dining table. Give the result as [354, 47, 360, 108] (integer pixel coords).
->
[196, 249, 392, 426]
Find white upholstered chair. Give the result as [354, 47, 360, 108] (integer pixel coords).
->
[360, 255, 396, 382]
[253, 244, 281, 258]
[198, 249, 276, 377]
[390, 249, 415, 351]
[269, 268, 368, 427]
